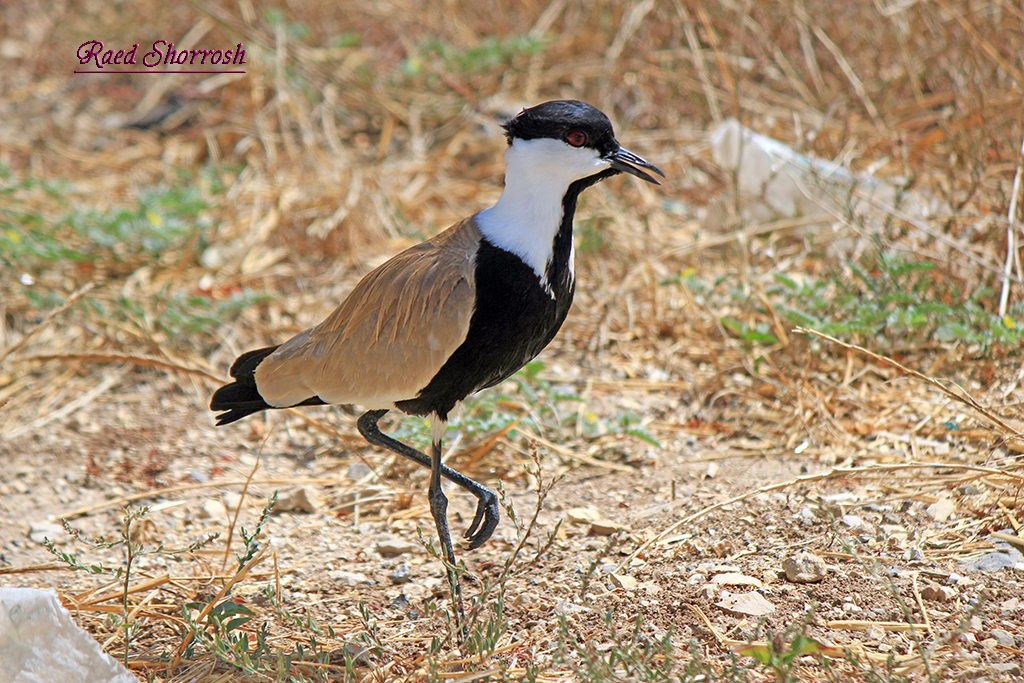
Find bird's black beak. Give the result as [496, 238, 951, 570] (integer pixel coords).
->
[606, 146, 665, 185]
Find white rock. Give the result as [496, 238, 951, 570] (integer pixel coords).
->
[711, 573, 763, 588]
[783, 551, 827, 583]
[610, 574, 638, 590]
[376, 537, 416, 557]
[716, 591, 776, 617]
[0, 587, 136, 683]
[198, 499, 228, 520]
[567, 507, 603, 524]
[275, 487, 322, 514]
[28, 522, 66, 545]
[329, 570, 372, 586]
[926, 498, 956, 522]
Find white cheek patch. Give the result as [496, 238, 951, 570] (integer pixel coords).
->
[476, 138, 609, 288]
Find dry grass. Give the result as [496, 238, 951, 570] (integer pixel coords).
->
[2, 0, 1024, 681]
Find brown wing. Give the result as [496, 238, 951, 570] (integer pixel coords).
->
[254, 217, 481, 409]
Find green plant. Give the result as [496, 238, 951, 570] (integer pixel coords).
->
[45, 506, 219, 666]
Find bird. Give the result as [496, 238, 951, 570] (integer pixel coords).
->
[210, 99, 663, 634]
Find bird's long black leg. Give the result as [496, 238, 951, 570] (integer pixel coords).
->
[427, 416, 467, 638]
[356, 410, 499, 548]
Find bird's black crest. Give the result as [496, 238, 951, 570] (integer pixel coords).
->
[502, 100, 619, 156]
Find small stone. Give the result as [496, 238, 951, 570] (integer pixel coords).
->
[610, 574, 638, 590]
[512, 592, 538, 609]
[842, 602, 862, 613]
[841, 514, 869, 530]
[991, 663, 1022, 676]
[389, 593, 410, 610]
[716, 591, 776, 617]
[989, 629, 1015, 647]
[330, 570, 372, 586]
[783, 551, 827, 583]
[376, 537, 416, 557]
[554, 601, 593, 616]
[980, 638, 998, 651]
[902, 546, 926, 562]
[864, 624, 885, 641]
[28, 522, 66, 545]
[189, 470, 209, 483]
[1000, 596, 1020, 612]
[969, 616, 983, 631]
[275, 487, 321, 514]
[920, 583, 957, 602]
[389, 565, 411, 585]
[223, 492, 244, 512]
[880, 524, 908, 540]
[599, 564, 617, 575]
[198, 499, 227, 520]
[347, 462, 373, 480]
[698, 583, 719, 600]
[711, 573, 763, 588]
[338, 486, 388, 512]
[567, 507, 604, 524]
[589, 519, 629, 536]
[961, 551, 1022, 572]
[926, 498, 956, 522]
[688, 573, 707, 585]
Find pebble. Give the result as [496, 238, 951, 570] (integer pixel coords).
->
[275, 487, 321, 514]
[338, 486, 389, 512]
[554, 601, 594, 616]
[864, 624, 885, 641]
[782, 551, 827, 583]
[926, 498, 956, 522]
[567, 507, 603, 524]
[590, 519, 629, 536]
[991, 663, 1022, 676]
[28, 521, 66, 545]
[989, 629, 1015, 648]
[389, 565, 411, 585]
[902, 546, 926, 562]
[347, 462, 373, 480]
[610, 573, 637, 590]
[198, 499, 228, 520]
[920, 583, 957, 602]
[512, 592, 538, 609]
[223, 492, 244, 512]
[716, 591, 776, 617]
[960, 551, 1023, 572]
[1000, 597, 1020, 613]
[711, 573, 763, 588]
[376, 537, 416, 557]
[330, 570, 372, 586]
[841, 514, 869, 530]
[698, 583, 719, 600]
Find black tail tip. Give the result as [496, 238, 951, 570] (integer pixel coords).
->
[210, 381, 271, 425]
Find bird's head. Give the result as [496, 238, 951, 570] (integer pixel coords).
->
[502, 100, 664, 186]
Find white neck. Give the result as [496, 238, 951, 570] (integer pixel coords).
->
[476, 138, 609, 286]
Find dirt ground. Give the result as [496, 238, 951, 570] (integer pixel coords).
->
[2, 1, 1024, 681]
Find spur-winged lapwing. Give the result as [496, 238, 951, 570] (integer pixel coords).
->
[211, 100, 663, 631]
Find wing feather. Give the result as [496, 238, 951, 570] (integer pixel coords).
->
[254, 217, 481, 408]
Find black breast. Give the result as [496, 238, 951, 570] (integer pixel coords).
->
[396, 238, 574, 420]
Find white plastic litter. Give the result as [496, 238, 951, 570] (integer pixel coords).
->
[710, 118, 942, 228]
[0, 587, 137, 683]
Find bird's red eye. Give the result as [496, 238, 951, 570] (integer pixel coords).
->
[567, 131, 587, 147]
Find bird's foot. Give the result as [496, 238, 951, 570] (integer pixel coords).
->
[463, 486, 500, 550]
